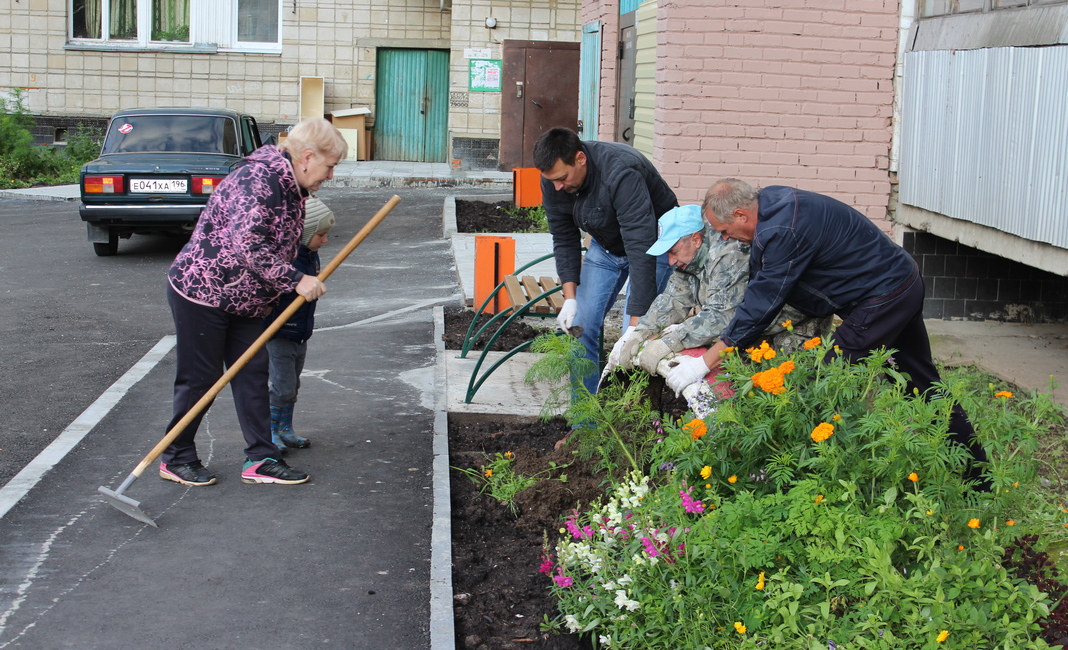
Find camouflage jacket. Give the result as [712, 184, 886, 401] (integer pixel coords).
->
[636, 223, 831, 353]
[635, 223, 750, 351]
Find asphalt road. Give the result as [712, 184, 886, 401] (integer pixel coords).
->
[0, 187, 491, 649]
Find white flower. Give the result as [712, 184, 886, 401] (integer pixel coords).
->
[599, 634, 612, 646]
[602, 580, 617, 591]
[618, 574, 633, 585]
[614, 589, 641, 611]
[564, 615, 581, 633]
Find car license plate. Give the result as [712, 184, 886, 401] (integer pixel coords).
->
[129, 178, 188, 193]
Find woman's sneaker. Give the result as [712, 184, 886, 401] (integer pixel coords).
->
[241, 458, 309, 485]
[159, 461, 217, 486]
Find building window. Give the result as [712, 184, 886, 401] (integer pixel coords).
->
[70, 0, 281, 49]
[238, 0, 278, 44]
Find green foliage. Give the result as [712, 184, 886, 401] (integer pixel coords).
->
[453, 450, 568, 515]
[526, 333, 662, 480]
[510, 204, 548, 233]
[0, 89, 103, 189]
[539, 333, 1068, 648]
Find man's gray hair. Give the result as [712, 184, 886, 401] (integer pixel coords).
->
[702, 178, 758, 223]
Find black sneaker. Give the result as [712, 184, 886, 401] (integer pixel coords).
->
[241, 458, 309, 485]
[159, 461, 217, 486]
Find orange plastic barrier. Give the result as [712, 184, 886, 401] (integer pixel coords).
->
[473, 235, 516, 314]
[512, 168, 543, 208]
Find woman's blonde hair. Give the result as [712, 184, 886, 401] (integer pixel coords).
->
[280, 118, 348, 161]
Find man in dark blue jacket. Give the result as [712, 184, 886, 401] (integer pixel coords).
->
[533, 127, 678, 395]
[668, 178, 988, 486]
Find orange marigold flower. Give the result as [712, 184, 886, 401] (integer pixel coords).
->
[781, 319, 793, 330]
[937, 630, 949, 643]
[811, 422, 834, 443]
[968, 518, 981, 529]
[504, 451, 514, 458]
[728, 475, 738, 484]
[908, 472, 919, 482]
[803, 336, 822, 350]
[994, 391, 1013, 399]
[745, 341, 776, 362]
[484, 469, 493, 478]
[958, 544, 965, 550]
[733, 622, 747, 635]
[815, 494, 824, 503]
[720, 346, 735, 358]
[832, 413, 841, 421]
[778, 360, 795, 374]
[684, 418, 708, 441]
[755, 571, 766, 590]
[1006, 520, 1016, 526]
[1012, 481, 1019, 488]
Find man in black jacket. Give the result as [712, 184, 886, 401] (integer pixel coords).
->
[533, 127, 678, 395]
[667, 178, 988, 486]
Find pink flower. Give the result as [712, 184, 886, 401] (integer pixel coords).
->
[679, 488, 705, 514]
[640, 537, 660, 557]
[553, 567, 573, 587]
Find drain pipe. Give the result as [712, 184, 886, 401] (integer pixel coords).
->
[890, 0, 917, 173]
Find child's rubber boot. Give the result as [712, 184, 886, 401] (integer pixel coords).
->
[277, 403, 310, 448]
[269, 405, 287, 453]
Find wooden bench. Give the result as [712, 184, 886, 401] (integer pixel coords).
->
[459, 253, 568, 403]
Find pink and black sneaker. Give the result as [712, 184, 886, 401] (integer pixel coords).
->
[240, 458, 309, 485]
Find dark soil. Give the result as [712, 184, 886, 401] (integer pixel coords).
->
[449, 417, 598, 650]
[456, 199, 541, 233]
[442, 304, 550, 352]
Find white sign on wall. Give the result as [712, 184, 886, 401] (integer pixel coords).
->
[464, 47, 492, 59]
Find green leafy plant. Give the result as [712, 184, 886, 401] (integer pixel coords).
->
[0, 89, 103, 189]
[453, 450, 568, 515]
[526, 333, 662, 480]
[539, 333, 1068, 648]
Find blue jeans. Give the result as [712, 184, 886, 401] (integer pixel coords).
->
[267, 337, 307, 406]
[571, 239, 673, 395]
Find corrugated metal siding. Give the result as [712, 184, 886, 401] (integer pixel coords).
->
[632, 0, 657, 160]
[900, 46, 1068, 250]
[579, 21, 601, 141]
[423, 49, 450, 162]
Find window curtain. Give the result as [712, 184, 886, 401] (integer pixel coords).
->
[152, 0, 190, 41]
[238, 0, 278, 43]
[108, 0, 137, 39]
[73, 0, 102, 39]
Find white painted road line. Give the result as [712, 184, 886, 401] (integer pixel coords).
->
[0, 336, 176, 520]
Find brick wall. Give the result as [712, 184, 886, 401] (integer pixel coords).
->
[903, 231, 1068, 322]
[651, 0, 898, 229]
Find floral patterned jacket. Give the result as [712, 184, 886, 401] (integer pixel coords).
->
[168, 145, 306, 318]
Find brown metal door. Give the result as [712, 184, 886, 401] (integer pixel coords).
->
[500, 40, 580, 171]
[616, 12, 638, 145]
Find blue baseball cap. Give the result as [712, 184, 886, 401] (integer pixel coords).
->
[646, 205, 705, 256]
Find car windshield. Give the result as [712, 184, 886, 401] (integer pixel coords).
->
[102, 115, 240, 155]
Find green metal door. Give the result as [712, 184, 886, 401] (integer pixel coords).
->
[375, 48, 449, 162]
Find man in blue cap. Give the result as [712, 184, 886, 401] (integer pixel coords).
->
[603, 204, 828, 392]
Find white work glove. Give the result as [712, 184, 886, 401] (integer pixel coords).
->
[606, 326, 639, 371]
[664, 355, 710, 396]
[556, 298, 578, 333]
[637, 339, 674, 375]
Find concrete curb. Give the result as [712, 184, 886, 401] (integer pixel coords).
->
[323, 175, 512, 191]
[0, 186, 80, 202]
[430, 305, 456, 650]
[443, 193, 513, 239]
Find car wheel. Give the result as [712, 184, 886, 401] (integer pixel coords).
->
[93, 231, 119, 256]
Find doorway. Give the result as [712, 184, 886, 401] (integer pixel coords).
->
[499, 40, 581, 171]
[375, 48, 450, 162]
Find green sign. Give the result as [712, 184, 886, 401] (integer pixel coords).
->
[468, 59, 503, 92]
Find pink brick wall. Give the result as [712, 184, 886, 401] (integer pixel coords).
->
[584, 1, 620, 141]
[649, 0, 898, 230]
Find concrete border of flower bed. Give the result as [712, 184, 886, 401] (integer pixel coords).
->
[442, 193, 513, 239]
[430, 304, 456, 650]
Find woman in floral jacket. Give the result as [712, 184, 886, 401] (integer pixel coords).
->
[160, 118, 347, 488]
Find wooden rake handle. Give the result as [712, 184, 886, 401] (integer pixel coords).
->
[129, 194, 401, 478]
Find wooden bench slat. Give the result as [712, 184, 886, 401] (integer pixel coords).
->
[521, 276, 552, 313]
[538, 277, 565, 311]
[502, 276, 527, 312]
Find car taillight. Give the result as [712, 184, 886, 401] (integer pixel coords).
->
[192, 176, 225, 194]
[84, 175, 124, 194]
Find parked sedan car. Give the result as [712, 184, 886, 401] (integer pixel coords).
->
[79, 107, 263, 256]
